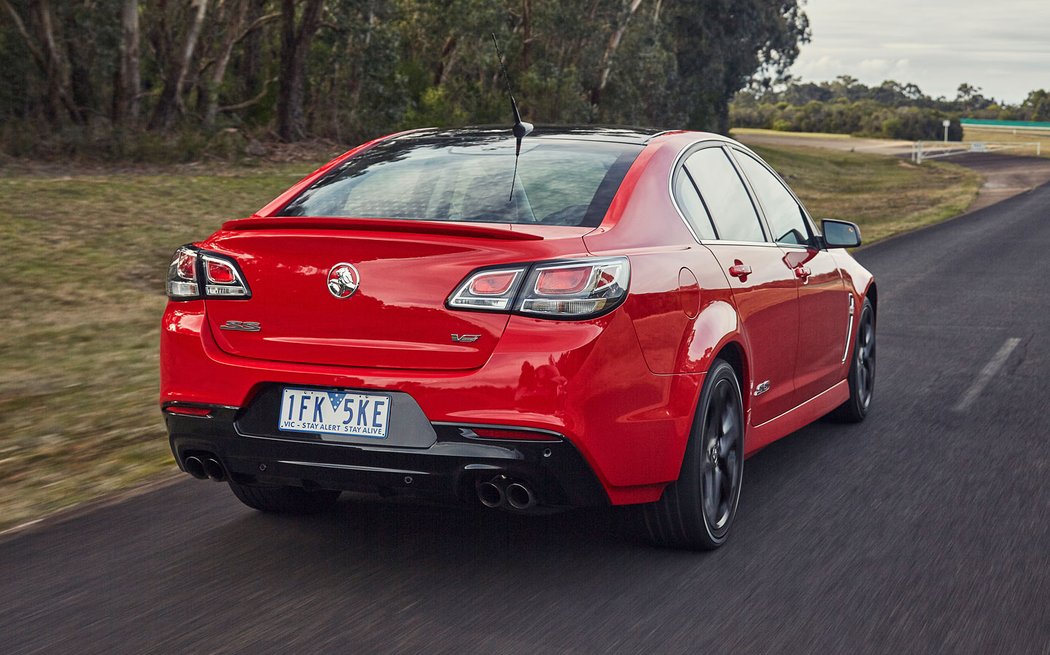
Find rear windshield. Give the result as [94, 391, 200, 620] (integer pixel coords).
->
[278, 131, 643, 227]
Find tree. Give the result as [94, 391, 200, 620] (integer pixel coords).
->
[150, 0, 210, 130]
[276, 0, 324, 141]
[114, 0, 141, 126]
[668, 0, 810, 133]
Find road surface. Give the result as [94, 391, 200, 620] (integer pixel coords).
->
[2, 185, 1049, 654]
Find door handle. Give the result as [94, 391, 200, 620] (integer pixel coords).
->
[728, 262, 752, 280]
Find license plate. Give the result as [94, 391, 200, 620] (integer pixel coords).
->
[278, 387, 390, 439]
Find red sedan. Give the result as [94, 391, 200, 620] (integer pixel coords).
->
[160, 126, 876, 549]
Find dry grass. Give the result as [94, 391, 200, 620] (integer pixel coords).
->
[732, 127, 854, 140]
[750, 144, 982, 244]
[0, 164, 313, 531]
[960, 127, 1049, 157]
[0, 145, 981, 531]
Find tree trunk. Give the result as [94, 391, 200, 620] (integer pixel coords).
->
[114, 0, 141, 126]
[203, 0, 248, 127]
[521, 0, 531, 73]
[276, 0, 324, 142]
[151, 0, 210, 130]
[590, 0, 643, 107]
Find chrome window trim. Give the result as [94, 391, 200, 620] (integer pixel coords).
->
[667, 137, 775, 247]
[726, 144, 824, 245]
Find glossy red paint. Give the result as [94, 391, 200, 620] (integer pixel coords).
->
[160, 128, 874, 506]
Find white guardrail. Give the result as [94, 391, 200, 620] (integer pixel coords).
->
[912, 140, 1042, 164]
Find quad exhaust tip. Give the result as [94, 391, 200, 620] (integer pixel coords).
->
[476, 477, 537, 510]
[184, 455, 227, 482]
[477, 481, 505, 508]
[184, 456, 208, 480]
[505, 482, 536, 510]
[203, 457, 227, 482]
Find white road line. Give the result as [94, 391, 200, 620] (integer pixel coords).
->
[953, 337, 1021, 412]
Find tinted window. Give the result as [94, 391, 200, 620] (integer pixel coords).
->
[735, 152, 811, 246]
[279, 132, 642, 227]
[673, 171, 716, 240]
[685, 148, 765, 243]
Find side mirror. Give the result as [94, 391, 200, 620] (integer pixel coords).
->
[822, 219, 862, 248]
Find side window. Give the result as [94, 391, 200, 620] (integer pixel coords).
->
[735, 152, 812, 246]
[672, 170, 717, 240]
[684, 148, 766, 243]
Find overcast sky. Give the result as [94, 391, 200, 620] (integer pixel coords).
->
[789, 0, 1050, 103]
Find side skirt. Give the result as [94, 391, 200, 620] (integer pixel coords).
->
[745, 380, 850, 456]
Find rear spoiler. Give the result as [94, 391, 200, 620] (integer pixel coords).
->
[220, 216, 544, 241]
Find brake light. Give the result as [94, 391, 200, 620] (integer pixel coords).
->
[447, 257, 629, 319]
[519, 258, 629, 318]
[448, 268, 525, 310]
[166, 246, 251, 300]
[206, 259, 236, 284]
[535, 266, 590, 294]
[167, 247, 199, 299]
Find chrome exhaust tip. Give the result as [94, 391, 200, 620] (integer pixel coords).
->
[202, 457, 227, 482]
[506, 482, 536, 510]
[477, 481, 505, 508]
[183, 456, 207, 480]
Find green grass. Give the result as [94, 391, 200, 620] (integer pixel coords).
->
[751, 144, 982, 244]
[732, 127, 854, 140]
[0, 164, 313, 531]
[0, 145, 981, 531]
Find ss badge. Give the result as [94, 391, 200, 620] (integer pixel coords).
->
[220, 320, 262, 332]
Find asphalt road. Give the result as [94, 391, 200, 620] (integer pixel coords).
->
[3, 186, 1049, 654]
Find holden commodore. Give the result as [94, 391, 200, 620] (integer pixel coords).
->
[161, 126, 876, 549]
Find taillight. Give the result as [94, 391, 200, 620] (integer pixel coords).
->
[167, 247, 200, 299]
[166, 245, 251, 300]
[446, 257, 629, 319]
[448, 267, 526, 310]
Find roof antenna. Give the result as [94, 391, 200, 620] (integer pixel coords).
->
[491, 33, 533, 201]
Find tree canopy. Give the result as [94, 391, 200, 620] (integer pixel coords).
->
[0, 0, 810, 158]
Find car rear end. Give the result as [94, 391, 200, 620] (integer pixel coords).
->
[160, 127, 688, 509]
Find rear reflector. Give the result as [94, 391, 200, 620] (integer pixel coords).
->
[164, 405, 213, 417]
[469, 427, 560, 441]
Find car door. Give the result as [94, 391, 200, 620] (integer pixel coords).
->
[730, 148, 851, 405]
[678, 145, 799, 427]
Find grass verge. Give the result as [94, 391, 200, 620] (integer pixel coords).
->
[751, 144, 982, 243]
[0, 145, 981, 531]
[0, 163, 314, 531]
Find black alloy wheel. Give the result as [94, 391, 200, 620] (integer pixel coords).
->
[635, 358, 745, 550]
[701, 376, 743, 537]
[833, 296, 876, 423]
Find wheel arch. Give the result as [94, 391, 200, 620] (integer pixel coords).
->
[865, 280, 878, 320]
[712, 339, 750, 418]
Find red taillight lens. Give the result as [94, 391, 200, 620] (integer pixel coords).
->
[176, 251, 197, 280]
[519, 258, 629, 318]
[206, 259, 237, 284]
[469, 271, 518, 295]
[535, 266, 591, 295]
[167, 247, 199, 299]
[167, 246, 250, 300]
[448, 267, 525, 310]
[447, 258, 630, 319]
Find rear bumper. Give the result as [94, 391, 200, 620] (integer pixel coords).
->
[166, 405, 608, 507]
[161, 300, 704, 505]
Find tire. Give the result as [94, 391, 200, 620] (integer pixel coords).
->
[634, 358, 745, 550]
[228, 480, 340, 514]
[832, 297, 876, 423]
